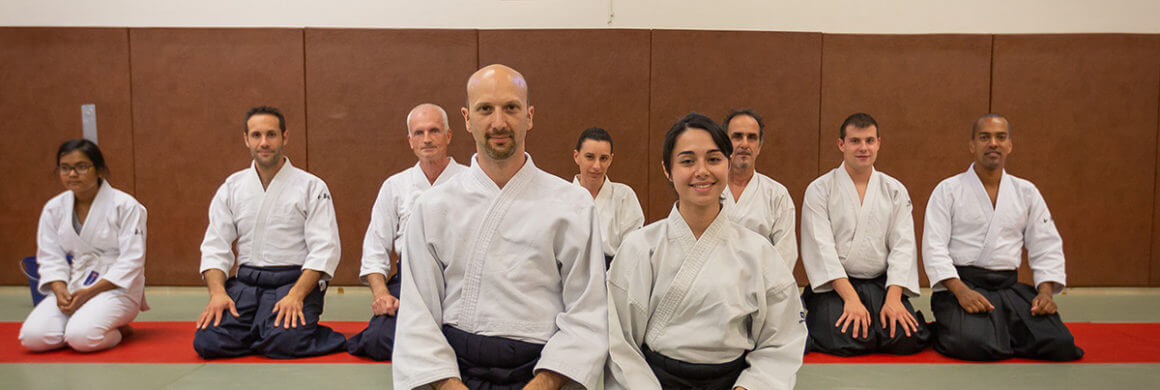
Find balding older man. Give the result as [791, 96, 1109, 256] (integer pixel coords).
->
[345, 103, 467, 361]
[392, 65, 607, 390]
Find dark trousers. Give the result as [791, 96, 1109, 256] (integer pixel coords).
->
[802, 275, 931, 356]
[346, 273, 402, 361]
[641, 344, 748, 390]
[931, 266, 1084, 361]
[442, 325, 545, 390]
[192, 265, 347, 359]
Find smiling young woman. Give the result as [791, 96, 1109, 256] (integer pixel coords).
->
[605, 113, 808, 390]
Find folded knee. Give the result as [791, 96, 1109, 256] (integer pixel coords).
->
[19, 329, 65, 352]
[63, 326, 115, 352]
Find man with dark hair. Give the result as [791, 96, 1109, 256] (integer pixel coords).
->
[193, 106, 346, 359]
[345, 103, 467, 361]
[393, 65, 607, 390]
[721, 109, 797, 272]
[571, 127, 644, 268]
[923, 114, 1083, 361]
[800, 113, 930, 356]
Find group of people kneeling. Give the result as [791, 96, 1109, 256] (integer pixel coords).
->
[20, 64, 1082, 390]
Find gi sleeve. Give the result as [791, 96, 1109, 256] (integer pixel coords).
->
[36, 199, 71, 295]
[604, 234, 662, 390]
[800, 180, 848, 291]
[922, 181, 959, 289]
[393, 200, 461, 390]
[199, 183, 239, 275]
[1023, 186, 1067, 293]
[101, 201, 147, 290]
[613, 186, 645, 257]
[535, 203, 608, 389]
[884, 184, 920, 297]
[359, 180, 397, 283]
[770, 186, 799, 273]
[735, 260, 806, 390]
[301, 180, 341, 280]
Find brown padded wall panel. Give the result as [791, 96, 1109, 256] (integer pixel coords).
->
[651, 30, 822, 283]
[0, 28, 134, 285]
[819, 34, 992, 288]
[992, 35, 1160, 286]
[304, 29, 478, 285]
[477, 30, 652, 206]
[1155, 81, 1160, 287]
[130, 29, 308, 285]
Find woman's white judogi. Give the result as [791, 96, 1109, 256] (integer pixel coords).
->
[20, 180, 147, 352]
[606, 206, 806, 390]
[801, 163, 919, 296]
[722, 173, 798, 272]
[394, 154, 607, 390]
[571, 176, 644, 260]
[360, 158, 467, 280]
[922, 164, 1066, 291]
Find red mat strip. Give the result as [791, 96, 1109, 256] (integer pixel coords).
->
[0, 321, 1156, 364]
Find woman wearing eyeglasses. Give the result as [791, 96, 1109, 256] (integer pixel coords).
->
[20, 139, 148, 352]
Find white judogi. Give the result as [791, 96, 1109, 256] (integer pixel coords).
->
[21, 179, 148, 352]
[394, 154, 608, 390]
[359, 158, 466, 281]
[606, 206, 806, 390]
[801, 163, 920, 296]
[923, 164, 1067, 293]
[722, 173, 798, 272]
[200, 159, 341, 280]
[571, 176, 645, 258]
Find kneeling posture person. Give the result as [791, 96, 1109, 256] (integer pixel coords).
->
[392, 65, 607, 390]
[21, 139, 148, 352]
[605, 113, 806, 390]
[193, 106, 346, 359]
[346, 103, 466, 361]
[800, 113, 930, 356]
[571, 127, 645, 268]
[922, 113, 1083, 361]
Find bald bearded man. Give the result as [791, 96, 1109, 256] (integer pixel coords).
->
[392, 65, 608, 390]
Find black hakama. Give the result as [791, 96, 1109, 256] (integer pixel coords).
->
[802, 274, 931, 356]
[345, 273, 402, 361]
[192, 265, 347, 359]
[640, 343, 748, 390]
[441, 325, 545, 390]
[930, 266, 1084, 361]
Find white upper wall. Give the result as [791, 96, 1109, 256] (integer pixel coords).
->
[2, 0, 1158, 34]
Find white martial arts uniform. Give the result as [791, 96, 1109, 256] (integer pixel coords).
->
[923, 164, 1067, 292]
[606, 206, 806, 390]
[20, 180, 148, 352]
[722, 173, 798, 272]
[801, 163, 920, 296]
[360, 158, 466, 281]
[200, 158, 341, 280]
[393, 154, 608, 390]
[571, 176, 645, 259]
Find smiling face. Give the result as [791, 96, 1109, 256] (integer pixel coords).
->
[243, 113, 286, 169]
[838, 124, 880, 172]
[462, 66, 533, 162]
[666, 128, 729, 210]
[407, 106, 452, 162]
[726, 114, 762, 171]
[573, 139, 613, 183]
[58, 150, 100, 197]
[970, 117, 1013, 171]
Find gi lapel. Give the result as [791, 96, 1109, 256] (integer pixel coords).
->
[848, 170, 881, 265]
[645, 206, 727, 345]
[966, 165, 1002, 264]
[251, 159, 293, 262]
[459, 154, 537, 329]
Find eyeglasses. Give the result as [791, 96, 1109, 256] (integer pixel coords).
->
[59, 164, 94, 174]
